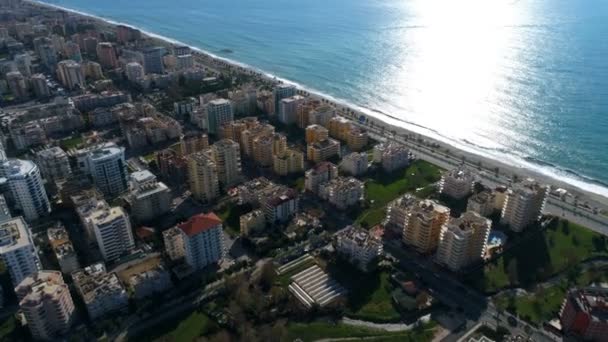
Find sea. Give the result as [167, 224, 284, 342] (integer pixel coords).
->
[40, 0, 608, 197]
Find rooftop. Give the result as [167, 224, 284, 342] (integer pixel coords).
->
[178, 212, 222, 237]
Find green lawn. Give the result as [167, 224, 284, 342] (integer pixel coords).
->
[356, 161, 442, 227]
[467, 219, 608, 293]
[142, 152, 156, 162]
[494, 266, 608, 325]
[0, 316, 28, 342]
[59, 135, 84, 150]
[286, 322, 436, 342]
[327, 259, 401, 322]
[135, 310, 214, 341]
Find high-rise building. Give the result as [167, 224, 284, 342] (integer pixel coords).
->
[82, 145, 128, 197]
[30, 74, 50, 98]
[35, 146, 71, 182]
[278, 95, 305, 124]
[318, 177, 365, 210]
[90, 206, 134, 261]
[2, 160, 50, 222]
[6, 71, 28, 99]
[96, 42, 118, 69]
[116, 25, 141, 43]
[273, 149, 304, 176]
[500, 179, 548, 232]
[173, 45, 191, 56]
[39, 44, 58, 71]
[402, 199, 450, 254]
[143, 47, 165, 74]
[188, 151, 220, 203]
[0, 195, 11, 223]
[435, 211, 491, 271]
[206, 99, 234, 135]
[252, 135, 274, 167]
[440, 168, 475, 200]
[14, 54, 32, 77]
[15, 271, 75, 341]
[82, 61, 103, 80]
[0, 217, 41, 287]
[64, 41, 82, 62]
[305, 124, 329, 144]
[176, 54, 194, 70]
[335, 226, 383, 272]
[47, 226, 80, 274]
[340, 152, 368, 176]
[72, 263, 128, 319]
[560, 287, 608, 341]
[273, 84, 296, 115]
[83, 36, 99, 55]
[57, 60, 85, 90]
[125, 171, 171, 222]
[125, 62, 144, 82]
[209, 139, 242, 187]
[176, 213, 225, 270]
[305, 162, 338, 194]
[307, 138, 341, 163]
[386, 194, 418, 234]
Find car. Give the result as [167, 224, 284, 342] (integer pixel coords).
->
[508, 316, 518, 327]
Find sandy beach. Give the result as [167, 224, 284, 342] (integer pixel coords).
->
[27, 1, 608, 221]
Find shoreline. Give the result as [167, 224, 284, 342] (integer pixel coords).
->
[28, 1, 608, 207]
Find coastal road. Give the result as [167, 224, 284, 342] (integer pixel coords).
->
[358, 122, 608, 236]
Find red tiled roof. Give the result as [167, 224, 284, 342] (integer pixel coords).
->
[136, 226, 155, 240]
[178, 212, 222, 237]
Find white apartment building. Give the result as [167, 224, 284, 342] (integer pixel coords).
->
[15, 271, 75, 340]
[35, 146, 71, 182]
[501, 179, 549, 232]
[318, 177, 365, 210]
[72, 263, 128, 319]
[304, 162, 338, 194]
[373, 143, 410, 173]
[209, 139, 242, 187]
[279, 95, 305, 124]
[436, 211, 491, 271]
[335, 226, 383, 272]
[163, 227, 185, 262]
[273, 84, 296, 115]
[0, 217, 41, 287]
[2, 159, 51, 222]
[440, 167, 475, 199]
[340, 152, 368, 176]
[125, 62, 144, 82]
[386, 194, 418, 233]
[82, 145, 128, 197]
[174, 213, 225, 270]
[126, 171, 171, 222]
[90, 206, 134, 262]
[206, 99, 234, 135]
[47, 226, 80, 274]
[57, 60, 85, 89]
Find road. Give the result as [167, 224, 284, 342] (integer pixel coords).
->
[359, 123, 608, 236]
[383, 241, 557, 342]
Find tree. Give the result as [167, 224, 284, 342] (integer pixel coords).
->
[507, 259, 519, 285]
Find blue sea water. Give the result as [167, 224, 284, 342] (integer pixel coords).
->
[42, 0, 608, 196]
